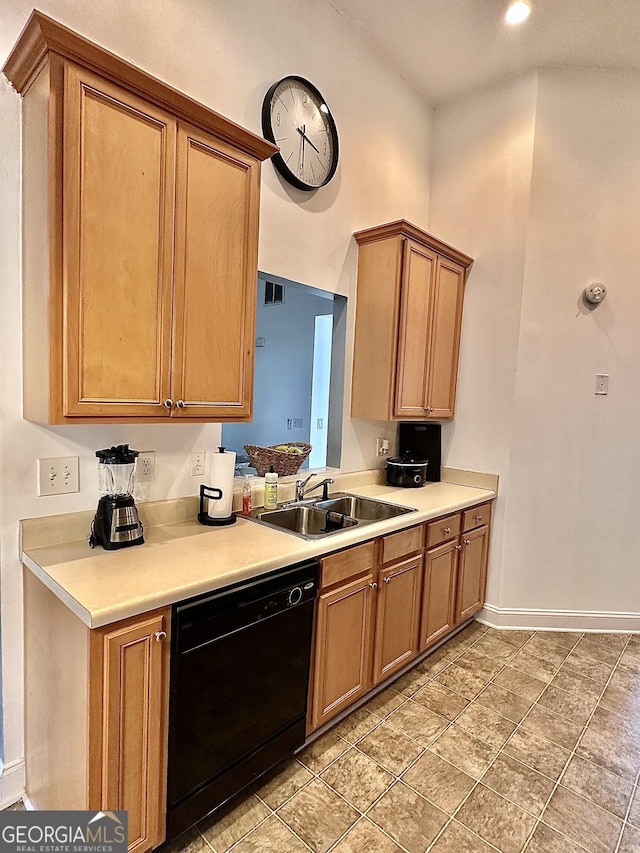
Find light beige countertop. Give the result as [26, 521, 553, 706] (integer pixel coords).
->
[21, 473, 496, 629]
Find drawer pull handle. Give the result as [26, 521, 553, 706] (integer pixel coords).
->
[155, 631, 167, 643]
[464, 539, 471, 546]
[383, 577, 390, 584]
[444, 527, 451, 534]
[370, 582, 378, 590]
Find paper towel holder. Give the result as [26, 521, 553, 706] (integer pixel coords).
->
[197, 484, 237, 526]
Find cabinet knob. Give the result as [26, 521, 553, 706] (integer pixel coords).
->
[369, 582, 378, 589]
[163, 399, 173, 410]
[425, 406, 433, 414]
[176, 400, 186, 409]
[154, 630, 167, 643]
[456, 544, 462, 551]
[464, 539, 471, 546]
[476, 515, 482, 521]
[444, 527, 451, 534]
[383, 576, 391, 584]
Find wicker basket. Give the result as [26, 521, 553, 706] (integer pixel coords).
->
[243, 443, 312, 477]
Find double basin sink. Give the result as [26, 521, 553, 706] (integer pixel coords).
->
[248, 492, 417, 540]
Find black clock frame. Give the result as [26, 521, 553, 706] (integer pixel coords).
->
[261, 75, 339, 192]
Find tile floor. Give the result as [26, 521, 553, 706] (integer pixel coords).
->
[166, 622, 640, 853]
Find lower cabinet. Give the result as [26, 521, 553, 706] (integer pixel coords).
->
[24, 570, 170, 853]
[308, 501, 493, 734]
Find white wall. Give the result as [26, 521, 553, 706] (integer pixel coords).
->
[0, 0, 432, 789]
[431, 67, 640, 626]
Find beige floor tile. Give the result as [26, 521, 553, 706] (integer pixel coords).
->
[525, 822, 588, 852]
[599, 683, 640, 720]
[320, 746, 394, 811]
[455, 701, 517, 748]
[482, 753, 555, 817]
[415, 648, 453, 679]
[412, 682, 470, 720]
[504, 727, 571, 781]
[493, 666, 548, 702]
[483, 626, 534, 648]
[619, 643, 640, 670]
[163, 829, 210, 853]
[253, 759, 314, 809]
[430, 724, 497, 779]
[626, 786, 640, 828]
[456, 783, 536, 853]
[357, 721, 424, 775]
[200, 792, 270, 853]
[278, 778, 359, 853]
[231, 815, 309, 852]
[510, 647, 561, 682]
[433, 664, 488, 699]
[455, 619, 488, 643]
[560, 753, 633, 820]
[576, 706, 640, 781]
[392, 666, 431, 697]
[533, 630, 582, 651]
[368, 781, 448, 853]
[618, 824, 640, 853]
[387, 699, 448, 746]
[526, 635, 574, 663]
[537, 682, 597, 727]
[472, 633, 521, 663]
[330, 818, 404, 852]
[429, 819, 495, 852]
[476, 683, 533, 723]
[455, 648, 503, 680]
[521, 704, 583, 751]
[402, 750, 476, 814]
[551, 666, 602, 701]
[572, 633, 628, 667]
[542, 785, 622, 853]
[563, 652, 615, 687]
[365, 687, 406, 719]
[298, 731, 350, 772]
[332, 707, 380, 744]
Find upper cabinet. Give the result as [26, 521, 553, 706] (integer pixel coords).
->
[3, 12, 276, 423]
[350, 221, 473, 421]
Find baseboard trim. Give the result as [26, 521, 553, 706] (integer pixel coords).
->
[478, 604, 640, 633]
[0, 758, 25, 810]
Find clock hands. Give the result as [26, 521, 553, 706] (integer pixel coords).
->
[296, 124, 321, 155]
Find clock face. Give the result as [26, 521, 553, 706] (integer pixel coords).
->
[262, 76, 339, 191]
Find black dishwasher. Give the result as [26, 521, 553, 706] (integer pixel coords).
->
[166, 559, 318, 842]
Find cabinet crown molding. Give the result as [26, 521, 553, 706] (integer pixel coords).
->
[354, 219, 474, 270]
[2, 9, 278, 162]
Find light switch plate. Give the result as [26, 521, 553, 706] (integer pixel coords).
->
[595, 374, 609, 395]
[37, 456, 79, 496]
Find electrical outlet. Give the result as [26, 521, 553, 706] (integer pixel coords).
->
[37, 456, 79, 496]
[376, 437, 390, 457]
[137, 451, 156, 482]
[190, 450, 206, 477]
[595, 374, 609, 395]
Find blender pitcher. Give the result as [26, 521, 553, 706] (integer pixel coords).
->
[90, 444, 144, 549]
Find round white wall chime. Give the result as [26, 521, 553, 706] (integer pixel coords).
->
[583, 283, 607, 306]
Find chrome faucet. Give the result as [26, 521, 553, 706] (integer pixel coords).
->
[293, 474, 335, 503]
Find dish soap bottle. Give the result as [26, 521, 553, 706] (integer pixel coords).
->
[264, 466, 278, 510]
[242, 474, 254, 517]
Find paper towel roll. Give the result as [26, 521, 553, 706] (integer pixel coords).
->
[208, 448, 236, 519]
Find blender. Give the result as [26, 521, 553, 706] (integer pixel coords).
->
[89, 444, 144, 549]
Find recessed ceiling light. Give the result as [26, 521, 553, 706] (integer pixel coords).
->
[505, 0, 532, 24]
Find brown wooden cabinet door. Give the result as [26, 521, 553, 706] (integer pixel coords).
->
[309, 575, 375, 731]
[63, 63, 175, 418]
[171, 122, 259, 419]
[90, 609, 170, 853]
[372, 556, 423, 684]
[420, 540, 458, 651]
[426, 257, 465, 419]
[394, 240, 437, 418]
[455, 525, 489, 624]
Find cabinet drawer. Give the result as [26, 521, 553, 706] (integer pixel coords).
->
[380, 525, 424, 565]
[321, 541, 376, 589]
[463, 502, 492, 533]
[426, 513, 461, 549]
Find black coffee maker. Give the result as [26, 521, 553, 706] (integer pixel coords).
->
[89, 444, 144, 550]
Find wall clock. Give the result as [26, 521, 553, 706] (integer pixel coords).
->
[262, 75, 339, 191]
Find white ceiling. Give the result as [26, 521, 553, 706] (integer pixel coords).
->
[330, 0, 640, 105]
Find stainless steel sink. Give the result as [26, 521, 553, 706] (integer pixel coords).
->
[248, 492, 416, 540]
[255, 505, 359, 539]
[315, 494, 414, 521]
